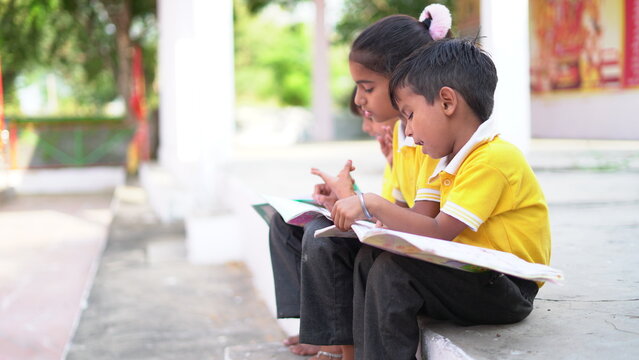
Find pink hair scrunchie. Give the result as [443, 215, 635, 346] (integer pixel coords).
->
[419, 4, 452, 41]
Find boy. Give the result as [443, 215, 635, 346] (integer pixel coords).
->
[331, 38, 551, 360]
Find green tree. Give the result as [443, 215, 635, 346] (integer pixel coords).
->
[0, 0, 157, 118]
[57, 0, 157, 119]
[0, 0, 57, 103]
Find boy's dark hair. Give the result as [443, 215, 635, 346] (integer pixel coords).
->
[390, 38, 498, 122]
[349, 86, 360, 116]
[350, 15, 452, 76]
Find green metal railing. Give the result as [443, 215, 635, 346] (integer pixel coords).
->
[7, 116, 135, 169]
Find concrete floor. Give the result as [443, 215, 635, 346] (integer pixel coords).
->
[0, 194, 112, 360]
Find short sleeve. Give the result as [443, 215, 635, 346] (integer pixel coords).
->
[390, 122, 405, 203]
[441, 164, 507, 231]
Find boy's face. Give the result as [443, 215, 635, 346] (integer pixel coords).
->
[349, 61, 399, 124]
[395, 86, 453, 159]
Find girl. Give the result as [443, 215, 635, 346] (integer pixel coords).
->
[272, 87, 397, 358]
[273, 4, 452, 359]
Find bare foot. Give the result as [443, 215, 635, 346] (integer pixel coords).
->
[283, 335, 320, 356]
[290, 343, 321, 356]
[283, 335, 300, 346]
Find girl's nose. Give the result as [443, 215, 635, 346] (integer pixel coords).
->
[354, 88, 366, 106]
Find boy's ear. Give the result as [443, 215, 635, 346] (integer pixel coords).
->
[438, 87, 457, 116]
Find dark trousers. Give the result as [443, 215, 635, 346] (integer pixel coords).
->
[269, 214, 361, 345]
[353, 245, 539, 360]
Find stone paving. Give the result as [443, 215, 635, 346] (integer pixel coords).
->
[66, 186, 285, 360]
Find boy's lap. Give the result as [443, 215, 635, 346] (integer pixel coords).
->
[370, 252, 535, 324]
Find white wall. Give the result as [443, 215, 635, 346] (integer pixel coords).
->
[158, 0, 235, 215]
[481, 0, 531, 154]
[532, 90, 639, 140]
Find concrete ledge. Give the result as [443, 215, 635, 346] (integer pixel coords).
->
[8, 167, 125, 194]
[139, 163, 193, 223]
[418, 294, 639, 360]
[185, 214, 242, 264]
[0, 186, 16, 204]
[420, 318, 473, 360]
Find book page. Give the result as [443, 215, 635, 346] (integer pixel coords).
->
[315, 221, 376, 239]
[361, 228, 564, 284]
[261, 195, 331, 226]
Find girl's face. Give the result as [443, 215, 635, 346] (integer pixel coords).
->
[361, 116, 396, 137]
[349, 61, 399, 124]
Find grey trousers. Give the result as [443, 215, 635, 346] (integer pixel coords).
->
[353, 245, 539, 360]
[268, 214, 361, 345]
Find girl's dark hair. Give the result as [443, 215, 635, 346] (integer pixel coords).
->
[349, 14, 452, 76]
[349, 86, 360, 116]
[390, 38, 498, 122]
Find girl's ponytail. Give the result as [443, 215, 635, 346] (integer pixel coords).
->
[350, 3, 452, 75]
[419, 4, 452, 41]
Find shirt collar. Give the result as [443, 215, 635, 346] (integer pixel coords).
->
[429, 119, 499, 182]
[397, 122, 416, 150]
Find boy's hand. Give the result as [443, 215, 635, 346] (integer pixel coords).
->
[377, 125, 393, 166]
[331, 195, 365, 231]
[312, 183, 338, 211]
[311, 160, 357, 199]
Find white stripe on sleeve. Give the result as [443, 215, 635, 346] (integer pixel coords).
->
[414, 188, 441, 203]
[441, 201, 484, 232]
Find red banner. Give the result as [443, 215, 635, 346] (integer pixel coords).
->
[0, 57, 4, 132]
[625, 0, 639, 87]
[129, 46, 149, 162]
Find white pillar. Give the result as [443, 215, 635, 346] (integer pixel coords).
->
[312, 0, 333, 141]
[480, 0, 531, 154]
[158, 0, 234, 215]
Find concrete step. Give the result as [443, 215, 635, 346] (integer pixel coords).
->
[0, 185, 15, 204]
[419, 321, 473, 360]
[222, 332, 471, 360]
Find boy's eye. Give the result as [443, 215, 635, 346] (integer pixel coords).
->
[363, 87, 373, 93]
[403, 112, 413, 120]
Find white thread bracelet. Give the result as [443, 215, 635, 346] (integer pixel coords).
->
[316, 351, 343, 359]
[356, 191, 374, 220]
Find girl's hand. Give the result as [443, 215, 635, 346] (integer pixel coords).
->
[311, 160, 357, 199]
[331, 195, 365, 231]
[377, 125, 393, 166]
[312, 183, 338, 211]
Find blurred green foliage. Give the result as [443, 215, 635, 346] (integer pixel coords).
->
[0, 0, 157, 115]
[234, 0, 312, 107]
[0, 0, 57, 103]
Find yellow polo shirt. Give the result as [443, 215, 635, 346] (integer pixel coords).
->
[414, 154, 442, 204]
[381, 163, 395, 202]
[419, 120, 551, 270]
[390, 121, 421, 207]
